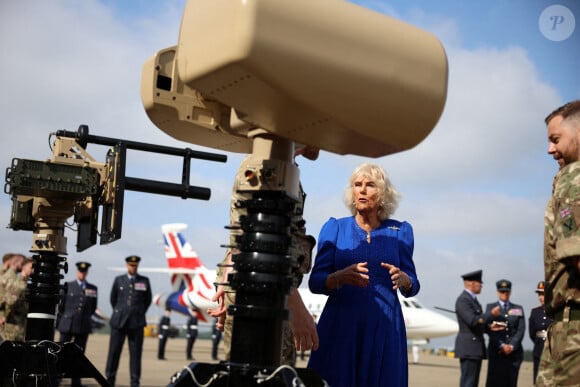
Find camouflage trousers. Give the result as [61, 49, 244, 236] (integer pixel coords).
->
[536, 320, 580, 386]
[223, 291, 296, 366]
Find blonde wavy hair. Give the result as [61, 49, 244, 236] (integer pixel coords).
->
[344, 163, 401, 220]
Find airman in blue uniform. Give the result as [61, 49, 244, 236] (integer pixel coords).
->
[211, 317, 222, 361]
[528, 281, 552, 384]
[185, 309, 198, 360]
[157, 308, 171, 360]
[484, 279, 526, 387]
[57, 261, 98, 387]
[105, 255, 152, 387]
[454, 270, 487, 387]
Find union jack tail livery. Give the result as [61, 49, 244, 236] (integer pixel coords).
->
[153, 223, 217, 322]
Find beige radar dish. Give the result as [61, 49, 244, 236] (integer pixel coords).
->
[142, 0, 448, 158]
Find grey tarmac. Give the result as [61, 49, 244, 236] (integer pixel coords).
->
[57, 334, 533, 387]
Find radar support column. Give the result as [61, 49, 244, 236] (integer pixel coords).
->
[26, 197, 71, 342]
[167, 132, 325, 386]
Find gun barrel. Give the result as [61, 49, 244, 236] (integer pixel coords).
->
[55, 126, 227, 163]
[125, 177, 210, 200]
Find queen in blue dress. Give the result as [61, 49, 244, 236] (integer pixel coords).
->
[308, 162, 420, 387]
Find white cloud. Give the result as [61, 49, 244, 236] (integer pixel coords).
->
[403, 191, 544, 238]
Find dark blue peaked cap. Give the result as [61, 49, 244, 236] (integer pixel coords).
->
[76, 261, 91, 272]
[461, 270, 483, 283]
[496, 279, 512, 291]
[125, 255, 141, 265]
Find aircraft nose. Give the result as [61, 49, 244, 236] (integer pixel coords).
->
[437, 315, 459, 336]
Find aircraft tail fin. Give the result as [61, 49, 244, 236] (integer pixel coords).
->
[162, 223, 204, 271]
[157, 223, 217, 321]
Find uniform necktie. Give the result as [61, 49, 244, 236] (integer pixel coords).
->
[81, 282, 86, 290]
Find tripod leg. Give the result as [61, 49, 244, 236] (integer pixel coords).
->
[59, 342, 111, 386]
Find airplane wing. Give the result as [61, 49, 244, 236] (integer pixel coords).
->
[107, 266, 129, 272]
[298, 287, 458, 340]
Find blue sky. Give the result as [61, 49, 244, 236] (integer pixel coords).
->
[0, 0, 578, 351]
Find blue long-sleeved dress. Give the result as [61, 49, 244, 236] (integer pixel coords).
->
[308, 216, 419, 387]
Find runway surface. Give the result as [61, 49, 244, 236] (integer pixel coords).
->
[58, 333, 534, 386]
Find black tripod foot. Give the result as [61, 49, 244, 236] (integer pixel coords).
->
[167, 361, 327, 387]
[0, 340, 110, 387]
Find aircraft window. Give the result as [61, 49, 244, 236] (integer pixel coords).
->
[402, 300, 410, 307]
[411, 301, 423, 308]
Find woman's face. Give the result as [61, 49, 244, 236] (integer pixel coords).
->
[353, 176, 380, 213]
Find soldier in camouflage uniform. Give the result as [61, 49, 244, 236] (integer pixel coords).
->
[537, 100, 580, 386]
[0, 257, 33, 342]
[210, 145, 319, 365]
[1, 254, 26, 291]
[0, 253, 26, 341]
[1, 253, 25, 275]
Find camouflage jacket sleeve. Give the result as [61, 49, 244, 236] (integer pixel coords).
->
[3, 270, 23, 307]
[552, 162, 580, 261]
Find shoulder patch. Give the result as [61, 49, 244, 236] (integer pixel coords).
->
[560, 207, 571, 219]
